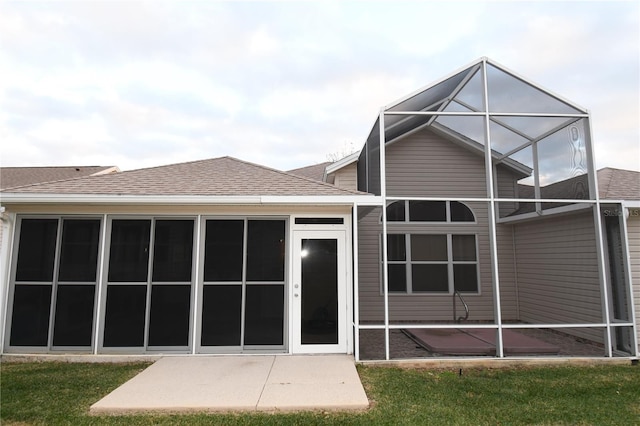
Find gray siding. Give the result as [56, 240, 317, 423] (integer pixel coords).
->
[513, 211, 603, 342]
[385, 130, 488, 198]
[356, 127, 523, 324]
[628, 214, 640, 353]
[357, 204, 518, 323]
[332, 163, 357, 191]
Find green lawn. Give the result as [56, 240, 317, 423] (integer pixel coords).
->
[1, 361, 639, 425]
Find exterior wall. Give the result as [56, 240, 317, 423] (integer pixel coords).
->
[385, 130, 488, 198]
[513, 211, 603, 342]
[0, 202, 353, 355]
[357, 128, 521, 324]
[331, 163, 358, 191]
[358, 204, 518, 323]
[628, 213, 640, 353]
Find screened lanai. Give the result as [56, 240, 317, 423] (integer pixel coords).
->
[354, 57, 637, 361]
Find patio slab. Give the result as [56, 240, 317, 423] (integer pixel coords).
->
[90, 355, 369, 414]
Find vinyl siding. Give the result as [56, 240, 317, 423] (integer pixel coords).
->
[357, 204, 519, 323]
[628, 214, 640, 353]
[513, 211, 603, 342]
[332, 163, 358, 191]
[356, 127, 524, 323]
[385, 130, 488, 198]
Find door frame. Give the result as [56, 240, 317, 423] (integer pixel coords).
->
[290, 228, 349, 354]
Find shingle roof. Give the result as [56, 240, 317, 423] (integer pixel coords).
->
[597, 167, 640, 200]
[1, 157, 363, 197]
[512, 167, 639, 215]
[287, 162, 331, 182]
[517, 168, 640, 201]
[0, 166, 118, 190]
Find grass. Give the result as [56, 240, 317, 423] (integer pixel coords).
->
[1, 361, 639, 425]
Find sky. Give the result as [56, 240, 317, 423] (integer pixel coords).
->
[1, 0, 638, 173]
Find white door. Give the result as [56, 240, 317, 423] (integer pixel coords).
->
[291, 230, 347, 353]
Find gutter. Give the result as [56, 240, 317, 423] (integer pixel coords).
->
[0, 193, 382, 206]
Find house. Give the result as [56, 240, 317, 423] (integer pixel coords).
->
[0, 57, 637, 360]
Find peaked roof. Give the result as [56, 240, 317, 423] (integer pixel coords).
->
[1, 157, 362, 197]
[0, 166, 118, 190]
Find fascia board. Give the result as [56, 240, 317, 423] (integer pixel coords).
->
[0, 193, 380, 206]
[260, 195, 380, 205]
[325, 151, 361, 175]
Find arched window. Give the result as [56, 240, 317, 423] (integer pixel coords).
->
[385, 201, 475, 222]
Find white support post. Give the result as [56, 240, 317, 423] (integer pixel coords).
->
[192, 215, 202, 355]
[585, 117, 613, 357]
[379, 110, 390, 361]
[619, 204, 639, 357]
[353, 204, 361, 361]
[93, 214, 109, 354]
[0, 212, 16, 354]
[480, 59, 504, 358]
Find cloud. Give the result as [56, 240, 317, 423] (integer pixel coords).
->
[0, 1, 637, 173]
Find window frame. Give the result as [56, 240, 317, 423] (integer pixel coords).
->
[384, 200, 477, 224]
[6, 215, 103, 352]
[197, 216, 288, 353]
[381, 232, 480, 295]
[379, 231, 482, 296]
[99, 216, 197, 353]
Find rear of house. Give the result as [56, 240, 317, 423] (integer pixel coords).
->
[1, 57, 637, 361]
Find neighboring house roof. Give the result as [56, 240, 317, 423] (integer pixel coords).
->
[1, 157, 363, 197]
[517, 168, 640, 201]
[325, 152, 360, 176]
[512, 167, 640, 216]
[0, 166, 119, 190]
[597, 167, 640, 200]
[287, 162, 332, 182]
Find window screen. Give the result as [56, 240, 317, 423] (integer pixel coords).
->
[108, 220, 151, 283]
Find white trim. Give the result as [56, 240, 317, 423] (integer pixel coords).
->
[496, 202, 593, 224]
[0, 212, 16, 354]
[93, 215, 108, 354]
[481, 59, 505, 358]
[379, 110, 390, 361]
[324, 151, 360, 176]
[0, 194, 379, 206]
[359, 323, 623, 330]
[353, 204, 360, 361]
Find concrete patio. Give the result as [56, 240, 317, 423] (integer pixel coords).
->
[90, 355, 369, 414]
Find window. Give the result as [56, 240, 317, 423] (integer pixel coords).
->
[10, 217, 101, 349]
[201, 219, 286, 348]
[384, 234, 479, 294]
[103, 218, 195, 349]
[386, 201, 475, 222]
